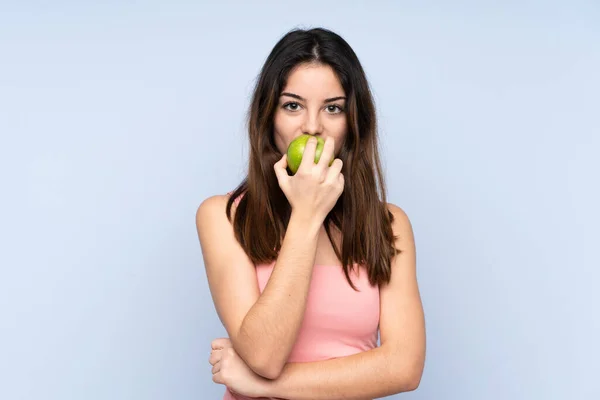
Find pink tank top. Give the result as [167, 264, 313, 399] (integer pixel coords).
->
[222, 193, 380, 400]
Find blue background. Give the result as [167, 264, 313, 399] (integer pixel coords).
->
[1, 1, 598, 399]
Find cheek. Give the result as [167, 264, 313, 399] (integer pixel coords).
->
[274, 136, 286, 154]
[273, 117, 287, 154]
[332, 121, 348, 154]
[335, 139, 346, 156]
[273, 114, 292, 153]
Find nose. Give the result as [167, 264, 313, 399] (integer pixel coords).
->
[301, 109, 323, 136]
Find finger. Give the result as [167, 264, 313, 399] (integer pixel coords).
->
[209, 349, 221, 365]
[317, 136, 335, 168]
[324, 158, 344, 183]
[274, 153, 290, 183]
[298, 136, 318, 171]
[211, 359, 221, 375]
[212, 370, 224, 385]
[211, 338, 230, 350]
[274, 153, 288, 173]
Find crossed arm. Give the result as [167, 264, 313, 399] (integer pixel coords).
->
[199, 196, 426, 399]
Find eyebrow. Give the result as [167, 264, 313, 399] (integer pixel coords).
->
[281, 92, 346, 103]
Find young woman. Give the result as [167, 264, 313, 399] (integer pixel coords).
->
[196, 27, 426, 400]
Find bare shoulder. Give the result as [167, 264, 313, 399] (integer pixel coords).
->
[195, 193, 238, 230]
[196, 193, 230, 220]
[386, 202, 410, 223]
[386, 202, 415, 248]
[195, 192, 245, 271]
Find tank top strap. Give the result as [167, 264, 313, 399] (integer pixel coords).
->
[227, 191, 245, 206]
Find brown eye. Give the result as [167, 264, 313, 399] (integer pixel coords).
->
[326, 104, 344, 114]
[283, 102, 301, 111]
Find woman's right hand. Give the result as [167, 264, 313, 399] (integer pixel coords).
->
[274, 136, 345, 223]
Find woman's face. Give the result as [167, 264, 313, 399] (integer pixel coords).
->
[273, 63, 348, 157]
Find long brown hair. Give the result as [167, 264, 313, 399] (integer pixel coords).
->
[226, 27, 400, 289]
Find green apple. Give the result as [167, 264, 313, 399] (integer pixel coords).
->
[286, 134, 334, 175]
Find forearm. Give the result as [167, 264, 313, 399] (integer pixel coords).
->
[264, 345, 421, 400]
[235, 212, 322, 378]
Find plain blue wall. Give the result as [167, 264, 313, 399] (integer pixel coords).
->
[1, 1, 598, 399]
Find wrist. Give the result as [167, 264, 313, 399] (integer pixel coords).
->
[289, 210, 323, 234]
[260, 376, 281, 399]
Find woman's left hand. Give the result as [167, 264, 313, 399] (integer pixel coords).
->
[209, 338, 271, 398]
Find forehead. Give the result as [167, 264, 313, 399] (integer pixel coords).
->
[283, 63, 344, 96]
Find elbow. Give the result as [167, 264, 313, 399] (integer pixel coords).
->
[245, 354, 285, 380]
[256, 364, 284, 380]
[396, 359, 424, 392]
[233, 330, 286, 379]
[403, 371, 422, 392]
[395, 369, 422, 393]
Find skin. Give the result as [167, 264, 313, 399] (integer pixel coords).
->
[209, 204, 426, 399]
[273, 62, 348, 244]
[273, 62, 348, 157]
[203, 63, 426, 399]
